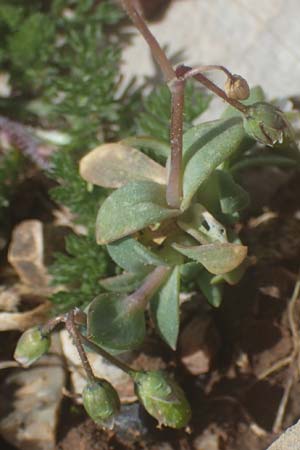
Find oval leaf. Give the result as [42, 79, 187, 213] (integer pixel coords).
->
[107, 236, 168, 273]
[216, 170, 249, 215]
[87, 293, 145, 353]
[181, 117, 245, 210]
[196, 271, 223, 307]
[80, 142, 166, 188]
[178, 203, 227, 244]
[100, 270, 149, 293]
[150, 266, 181, 350]
[172, 242, 247, 275]
[121, 136, 170, 160]
[96, 180, 180, 244]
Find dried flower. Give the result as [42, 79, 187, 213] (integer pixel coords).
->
[225, 74, 250, 100]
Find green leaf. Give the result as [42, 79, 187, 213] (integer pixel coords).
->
[181, 117, 245, 210]
[180, 262, 202, 281]
[178, 203, 228, 244]
[107, 236, 169, 273]
[216, 170, 249, 215]
[100, 270, 149, 293]
[211, 258, 249, 286]
[197, 271, 223, 307]
[96, 180, 180, 244]
[121, 136, 170, 160]
[150, 266, 181, 350]
[80, 142, 166, 188]
[87, 293, 145, 353]
[230, 155, 299, 173]
[172, 242, 247, 275]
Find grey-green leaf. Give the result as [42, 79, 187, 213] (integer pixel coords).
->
[150, 266, 181, 350]
[172, 242, 247, 275]
[197, 271, 223, 307]
[107, 236, 169, 273]
[121, 136, 170, 160]
[96, 181, 180, 244]
[181, 117, 245, 210]
[100, 270, 149, 293]
[87, 293, 146, 353]
[216, 170, 249, 215]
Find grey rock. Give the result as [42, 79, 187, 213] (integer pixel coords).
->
[8, 220, 49, 287]
[0, 354, 65, 450]
[266, 419, 300, 450]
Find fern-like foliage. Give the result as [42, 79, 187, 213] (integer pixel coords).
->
[50, 234, 112, 312]
[136, 81, 211, 142]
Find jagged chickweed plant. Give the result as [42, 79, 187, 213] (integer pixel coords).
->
[14, 0, 299, 430]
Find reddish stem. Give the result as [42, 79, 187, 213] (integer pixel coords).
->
[167, 79, 184, 208]
[120, 0, 175, 82]
[126, 265, 170, 311]
[66, 310, 96, 382]
[176, 65, 248, 114]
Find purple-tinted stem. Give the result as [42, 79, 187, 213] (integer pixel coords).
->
[66, 309, 96, 382]
[167, 79, 184, 208]
[126, 265, 170, 312]
[120, 0, 175, 83]
[176, 65, 248, 114]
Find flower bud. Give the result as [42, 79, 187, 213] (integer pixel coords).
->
[133, 370, 191, 429]
[243, 102, 291, 146]
[14, 326, 50, 367]
[225, 74, 250, 100]
[82, 379, 120, 429]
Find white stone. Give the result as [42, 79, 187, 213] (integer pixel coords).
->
[122, 0, 300, 99]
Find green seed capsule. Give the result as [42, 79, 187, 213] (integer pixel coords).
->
[82, 379, 120, 429]
[14, 326, 50, 367]
[243, 102, 291, 146]
[133, 370, 191, 429]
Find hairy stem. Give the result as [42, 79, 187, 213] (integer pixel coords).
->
[182, 64, 233, 79]
[120, 0, 175, 82]
[66, 310, 96, 382]
[167, 79, 184, 208]
[126, 265, 170, 311]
